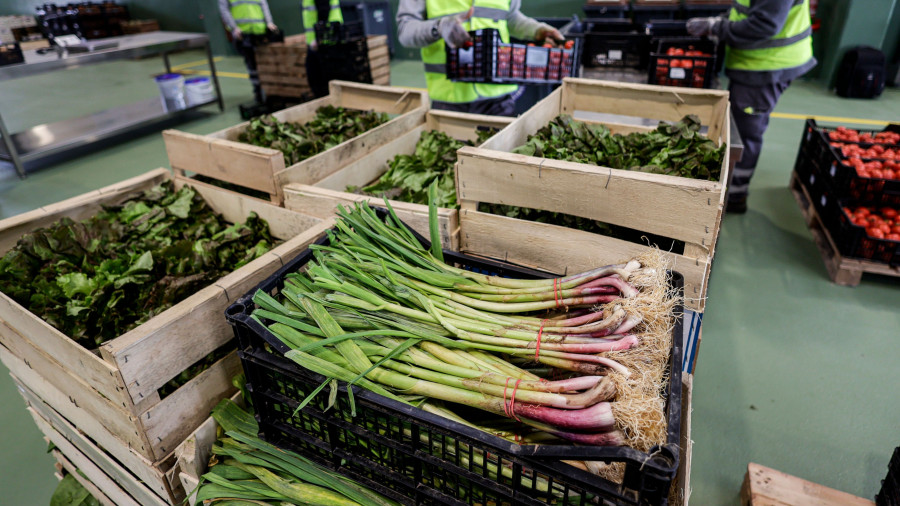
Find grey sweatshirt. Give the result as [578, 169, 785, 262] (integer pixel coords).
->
[218, 0, 274, 32]
[396, 0, 545, 49]
[712, 0, 815, 85]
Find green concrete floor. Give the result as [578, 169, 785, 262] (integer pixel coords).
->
[0, 50, 898, 505]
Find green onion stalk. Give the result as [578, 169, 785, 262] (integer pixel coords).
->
[251, 195, 662, 446]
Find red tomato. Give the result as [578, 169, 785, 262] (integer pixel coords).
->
[858, 208, 871, 216]
[564, 40, 574, 49]
[887, 234, 900, 241]
[868, 228, 886, 239]
[882, 208, 898, 219]
[892, 225, 900, 234]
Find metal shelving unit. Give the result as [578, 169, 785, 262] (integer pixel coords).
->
[0, 31, 224, 178]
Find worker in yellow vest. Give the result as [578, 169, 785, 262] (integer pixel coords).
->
[687, 0, 815, 213]
[397, 0, 563, 116]
[218, 0, 279, 103]
[302, 0, 344, 97]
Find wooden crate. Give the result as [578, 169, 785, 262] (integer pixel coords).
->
[283, 110, 511, 251]
[257, 34, 309, 99]
[367, 35, 391, 86]
[0, 169, 334, 469]
[455, 78, 730, 311]
[163, 81, 428, 206]
[52, 450, 121, 506]
[741, 462, 874, 506]
[14, 375, 171, 505]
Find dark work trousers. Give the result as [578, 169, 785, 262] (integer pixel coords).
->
[306, 48, 329, 98]
[728, 79, 792, 203]
[234, 37, 263, 103]
[432, 93, 517, 117]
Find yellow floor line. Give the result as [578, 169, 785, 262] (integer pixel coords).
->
[170, 57, 223, 71]
[180, 68, 249, 79]
[771, 112, 889, 126]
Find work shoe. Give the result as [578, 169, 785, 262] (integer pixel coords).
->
[726, 196, 748, 214]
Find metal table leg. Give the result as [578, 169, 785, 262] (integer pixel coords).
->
[0, 110, 26, 179]
[162, 51, 171, 73]
[206, 42, 225, 112]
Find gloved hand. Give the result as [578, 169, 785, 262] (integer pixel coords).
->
[686, 17, 722, 37]
[535, 23, 564, 45]
[231, 27, 243, 40]
[436, 7, 473, 49]
[267, 23, 278, 32]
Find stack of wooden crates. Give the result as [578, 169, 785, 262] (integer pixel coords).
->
[255, 34, 390, 99]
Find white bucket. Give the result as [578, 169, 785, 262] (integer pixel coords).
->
[155, 73, 186, 111]
[184, 76, 215, 107]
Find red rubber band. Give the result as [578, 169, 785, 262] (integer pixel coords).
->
[509, 379, 523, 422]
[534, 319, 546, 362]
[553, 278, 561, 308]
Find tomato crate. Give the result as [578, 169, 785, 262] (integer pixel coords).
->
[801, 119, 900, 206]
[834, 202, 900, 266]
[582, 19, 651, 68]
[225, 208, 686, 506]
[648, 38, 717, 89]
[807, 118, 900, 148]
[445, 28, 581, 85]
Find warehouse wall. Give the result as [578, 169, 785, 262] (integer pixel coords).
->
[815, 0, 899, 86]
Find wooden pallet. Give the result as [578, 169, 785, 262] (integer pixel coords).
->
[0, 169, 331, 473]
[456, 78, 731, 312]
[741, 463, 874, 506]
[789, 171, 900, 286]
[283, 110, 512, 251]
[164, 81, 427, 206]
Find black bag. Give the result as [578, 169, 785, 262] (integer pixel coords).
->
[835, 46, 886, 99]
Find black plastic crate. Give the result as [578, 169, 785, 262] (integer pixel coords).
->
[0, 42, 25, 67]
[802, 119, 900, 206]
[583, 19, 650, 68]
[834, 202, 900, 266]
[226, 208, 686, 506]
[583, 1, 631, 18]
[808, 118, 900, 148]
[648, 37, 716, 88]
[446, 28, 581, 85]
[682, 1, 731, 18]
[314, 20, 366, 45]
[878, 447, 900, 506]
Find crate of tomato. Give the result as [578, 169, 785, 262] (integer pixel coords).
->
[836, 204, 900, 266]
[648, 38, 717, 89]
[800, 119, 900, 206]
[446, 28, 581, 85]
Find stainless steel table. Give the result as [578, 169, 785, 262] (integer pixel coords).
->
[0, 31, 224, 178]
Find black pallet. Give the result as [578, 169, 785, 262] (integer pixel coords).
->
[0, 42, 24, 67]
[583, 19, 650, 68]
[446, 28, 582, 85]
[648, 37, 716, 89]
[801, 119, 900, 206]
[226, 207, 685, 506]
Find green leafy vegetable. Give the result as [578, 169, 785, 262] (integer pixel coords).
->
[0, 182, 278, 350]
[512, 114, 725, 181]
[239, 106, 390, 166]
[50, 474, 101, 506]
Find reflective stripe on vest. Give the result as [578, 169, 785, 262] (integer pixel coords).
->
[230, 0, 266, 34]
[725, 0, 813, 72]
[422, 0, 518, 104]
[302, 0, 344, 45]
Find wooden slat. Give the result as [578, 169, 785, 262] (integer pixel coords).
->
[559, 78, 730, 138]
[0, 293, 124, 407]
[313, 125, 425, 192]
[102, 219, 332, 409]
[371, 65, 391, 79]
[366, 35, 387, 49]
[53, 450, 120, 506]
[140, 352, 241, 458]
[0, 322, 148, 451]
[373, 75, 391, 86]
[179, 473, 201, 506]
[368, 45, 389, 60]
[480, 87, 561, 153]
[175, 391, 242, 480]
[274, 106, 427, 187]
[426, 110, 513, 143]
[458, 210, 709, 310]
[284, 185, 459, 250]
[741, 463, 874, 506]
[163, 130, 284, 198]
[456, 147, 721, 247]
[19, 380, 171, 503]
[31, 410, 165, 506]
[332, 81, 425, 115]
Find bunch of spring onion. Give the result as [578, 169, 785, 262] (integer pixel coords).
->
[250, 191, 673, 449]
[194, 395, 398, 506]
